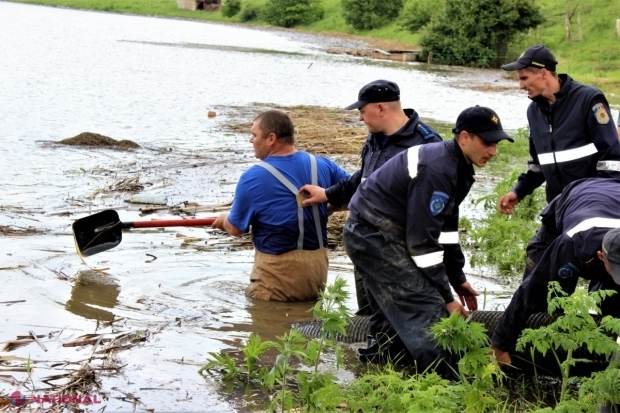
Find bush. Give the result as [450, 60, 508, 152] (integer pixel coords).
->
[400, 0, 444, 33]
[341, 0, 404, 31]
[419, 0, 543, 68]
[239, 2, 261, 22]
[221, 0, 241, 17]
[262, 0, 324, 28]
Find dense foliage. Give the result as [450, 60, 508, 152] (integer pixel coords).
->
[400, 0, 444, 34]
[239, 2, 261, 22]
[221, 0, 241, 17]
[418, 0, 544, 67]
[341, 0, 404, 31]
[262, 0, 325, 28]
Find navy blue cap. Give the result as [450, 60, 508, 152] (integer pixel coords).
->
[502, 45, 558, 71]
[345, 80, 400, 110]
[452, 106, 514, 143]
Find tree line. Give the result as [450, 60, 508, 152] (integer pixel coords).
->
[221, 0, 544, 68]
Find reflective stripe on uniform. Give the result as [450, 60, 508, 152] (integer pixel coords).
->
[597, 160, 620, 172]
[412, 250, 443, 268]
[438, 231, 459, 244]
[407, 145, 421, 179]
[537, 143, 598, 165]
[566, 217, 620, 237]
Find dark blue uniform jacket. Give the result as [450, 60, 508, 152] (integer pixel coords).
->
[349, 139, 475, 303]
[513, 75, 620, 203]
[492, 177, 620, 352]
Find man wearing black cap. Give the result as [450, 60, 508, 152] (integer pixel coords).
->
[491, 177, 620, 368]
[497, 45, 620, 214]
[342, 106, 513, 375]
[299, 79, 442, 315]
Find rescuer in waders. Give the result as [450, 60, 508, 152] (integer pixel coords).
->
[212, 110, 349, 302]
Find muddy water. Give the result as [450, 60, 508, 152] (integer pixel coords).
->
[0, 2, 548, 411]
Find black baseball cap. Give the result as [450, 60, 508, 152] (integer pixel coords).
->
[452, 106, 514, 143]
[502, 45, 558, 71]
[602, 227, 620, 285]
[345, 80, 400, 110]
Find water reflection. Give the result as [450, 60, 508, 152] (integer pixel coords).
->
[225, 299, 317, 342]
[65, 270, 120, 321]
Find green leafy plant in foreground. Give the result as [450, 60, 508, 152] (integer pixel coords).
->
[432, 312, 505, 412]
[517, 282, 620, 405]
[199, 277, 351, 412]
[464, 170, 546, 274]
[200, 279, 620, 412]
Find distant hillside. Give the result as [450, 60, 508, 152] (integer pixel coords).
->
[514, 0, 620, 100]
[298, 0, 620, 99]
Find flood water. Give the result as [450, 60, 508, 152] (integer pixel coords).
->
[0, 2, 603, 411]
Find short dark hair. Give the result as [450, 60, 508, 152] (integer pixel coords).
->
[255, 110, 295, 145]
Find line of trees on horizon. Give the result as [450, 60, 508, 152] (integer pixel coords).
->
[221, 0, 545, 68]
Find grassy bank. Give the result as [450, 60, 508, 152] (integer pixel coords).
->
[8, 0, 619, 99]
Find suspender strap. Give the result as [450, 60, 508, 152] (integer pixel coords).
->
[257, 154, 323, 249]
[309, 155, 324, 249]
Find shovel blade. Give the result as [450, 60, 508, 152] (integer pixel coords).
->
[72, 210, 123, 257]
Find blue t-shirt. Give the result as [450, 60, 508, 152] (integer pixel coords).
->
[227, 151, 349, 255]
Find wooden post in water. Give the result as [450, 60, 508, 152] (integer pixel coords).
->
[427, 52, 433, 69]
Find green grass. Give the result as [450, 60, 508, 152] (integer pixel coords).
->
[513, 0, 620, 101]
[7, 0, 620, 99]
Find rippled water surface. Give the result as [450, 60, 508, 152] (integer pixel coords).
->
[0, 2, 544, 411]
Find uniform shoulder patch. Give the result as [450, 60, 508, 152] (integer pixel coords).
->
[417, 123, 436, 140]
[558, 263, 580, 279]
[429, 191, 449, 216]
[592, 103, 610, 125]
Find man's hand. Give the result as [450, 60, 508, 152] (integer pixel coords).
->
[490, 345, 512, 369]
[211, 212, 243, 236]
[211, 212, 229, 231]
[446, 300, 469, 318]
[453, 282, 479, 311]
[497, 192, 520, 215]
[299, 184, 328, 206]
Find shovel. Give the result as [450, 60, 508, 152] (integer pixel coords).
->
[72, 209, 217, 257]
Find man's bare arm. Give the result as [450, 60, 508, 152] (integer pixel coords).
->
[211, 212, 243, 236]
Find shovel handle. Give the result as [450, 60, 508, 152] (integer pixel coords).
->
[124, 218, 217, 229]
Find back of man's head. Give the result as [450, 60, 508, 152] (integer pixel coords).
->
[255, 110, 295, 145]
[602, 227, 620, 285]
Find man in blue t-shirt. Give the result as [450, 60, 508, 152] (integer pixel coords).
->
[212, 110, 350, 301]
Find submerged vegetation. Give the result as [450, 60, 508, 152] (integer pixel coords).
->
[201, 279, 620, 412]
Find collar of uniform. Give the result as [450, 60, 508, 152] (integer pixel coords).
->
[389, 109, 419, 138]
[369, 108, 419, 148]
[531, 73, 570, 108]
[450, 138, 475, 175]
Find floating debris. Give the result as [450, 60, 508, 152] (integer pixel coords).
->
[218, 104, 367, 155]
[0, 225, 47, 236]
[59, 132, 140, 149]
